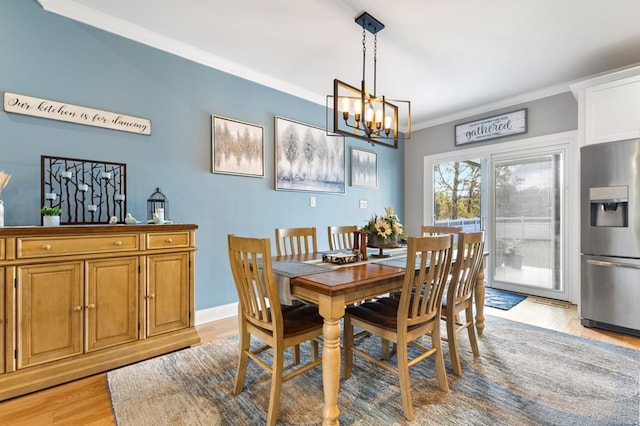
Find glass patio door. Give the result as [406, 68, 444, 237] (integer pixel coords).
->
[491, 151, 565, 299]
[433, 159, 483, 231]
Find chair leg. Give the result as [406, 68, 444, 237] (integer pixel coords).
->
[234, 327, 250, 395]
[266, 348, 285, 426]
[381, 338, 390, 359]
[466, 306, 480, 357]
[343, 316, 354, 379]
[397, 340, 414, 421]
[432, 326, 450, 392]
[311, 339, 319, 362]
[446, 312, 463, 376]
[292, 344, 301, 365]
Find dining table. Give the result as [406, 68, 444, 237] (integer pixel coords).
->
[272, 248, 487, 426]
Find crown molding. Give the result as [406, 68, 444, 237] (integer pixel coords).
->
[414, 82, 572, 130]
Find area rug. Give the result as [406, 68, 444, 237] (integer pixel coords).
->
[484, 287, 527, 310]
[107, 316, 639, 425]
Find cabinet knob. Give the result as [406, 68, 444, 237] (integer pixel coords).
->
[147, 293, 156, 299]
[87, 304, 96, 310]
[72, 305, 82, 311]
[42, 244, 52, 251]
[166, 238, 173, 243]
[114, 241, 123, 246]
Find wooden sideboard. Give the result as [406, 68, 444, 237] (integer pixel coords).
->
[0, 224, 200, 401]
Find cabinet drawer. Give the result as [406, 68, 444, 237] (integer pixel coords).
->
[147, 232, 191, 249]
[17, 234, 139, 258]
[0, 238, 4, 260]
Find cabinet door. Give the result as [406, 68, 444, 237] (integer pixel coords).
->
[17, 262, 83, 368]
[0, 267, 4, 374]
[147, 253, 190, 336]
[585, 75, 640, 145]
[86, 257, 139, 352]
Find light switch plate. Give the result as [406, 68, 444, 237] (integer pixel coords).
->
[310, 196, 316, 207]
[359, 200, 367, 209]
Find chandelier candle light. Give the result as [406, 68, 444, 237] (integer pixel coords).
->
[328, 12, 411, 148]
[0, 171, 12, 227]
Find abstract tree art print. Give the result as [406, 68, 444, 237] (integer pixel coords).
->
[351, 147, 377, 189]
[212, 115, 264, 177]
[275, 116, 345, 194]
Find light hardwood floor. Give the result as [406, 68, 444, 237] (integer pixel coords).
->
[1, 298, 638, 425]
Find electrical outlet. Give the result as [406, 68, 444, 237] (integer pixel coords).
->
[309, 196, 316, 207]
[359, 200, 367, 209]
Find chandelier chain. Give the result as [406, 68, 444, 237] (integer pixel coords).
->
[361, 26, 367, 84]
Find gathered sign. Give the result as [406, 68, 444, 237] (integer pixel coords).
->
[455, 108, 527, 145]
[3, 92, 151, 135]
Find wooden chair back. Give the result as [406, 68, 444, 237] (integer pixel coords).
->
[275, 227, 318, 256]
[227, 234, 282, 332]
[399, 234, 454, 328]
[420, 225, 462, 236]
[327, 225, 358, 250]
[447, 231, 485, 308]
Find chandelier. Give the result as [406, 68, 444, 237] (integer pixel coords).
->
[327, 12, 411, 148]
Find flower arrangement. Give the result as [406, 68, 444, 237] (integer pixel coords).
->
[361, 206, 406, 243]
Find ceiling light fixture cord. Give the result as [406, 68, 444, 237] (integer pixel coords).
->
[373, 33, 377, 98]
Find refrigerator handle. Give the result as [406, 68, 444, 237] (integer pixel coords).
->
[586, 259, 640, 270]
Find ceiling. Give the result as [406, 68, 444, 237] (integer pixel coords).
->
[39, 0, 640, 129]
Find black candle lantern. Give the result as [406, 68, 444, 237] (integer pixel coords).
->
[147, 187, 169, 222]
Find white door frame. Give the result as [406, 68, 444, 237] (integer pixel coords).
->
[423, 130, 580, 303]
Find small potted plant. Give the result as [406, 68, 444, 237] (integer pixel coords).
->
[504, 238, 523, 269]
[41, 206, 62, 227]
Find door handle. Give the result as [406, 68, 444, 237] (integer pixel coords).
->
[586, 259, 640, 270]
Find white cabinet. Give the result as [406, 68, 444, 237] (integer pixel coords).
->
[572, 66, 640, 146]
[584, 75, 640, 145]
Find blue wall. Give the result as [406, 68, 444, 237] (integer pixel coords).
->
[0, 1, 405, 310]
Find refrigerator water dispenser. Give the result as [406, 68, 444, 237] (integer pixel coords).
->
[589, 186, 628, 227]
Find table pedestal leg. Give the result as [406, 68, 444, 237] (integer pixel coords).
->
[319, 295, 344, 426]
[475, 257, 486, 335]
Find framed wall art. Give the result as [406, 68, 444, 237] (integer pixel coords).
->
[275, 116, 345, 194]
[351, 147, 377, 189]
[212, 115, 264, 177]
[455, 108, 527, 146]
[41, 155, 127, 225]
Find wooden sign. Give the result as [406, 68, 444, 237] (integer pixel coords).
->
[3, 92, 151, 135]
[455, 108, 527, 145]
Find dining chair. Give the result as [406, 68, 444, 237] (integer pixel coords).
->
[327, 225, 358, 250]
[275, 227, 318, 256]
[343, 234, 453, 421]
[421, 225, 462, 236]
[227, 234, 323, 426]
[441, 231, 485, 376]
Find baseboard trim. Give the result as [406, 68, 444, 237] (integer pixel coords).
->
[195, 302, 238, 325]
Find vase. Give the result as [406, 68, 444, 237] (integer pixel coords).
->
[367, 233, 396, 247]
[0, 200, 4, 226]
[43, 215, 60, 227]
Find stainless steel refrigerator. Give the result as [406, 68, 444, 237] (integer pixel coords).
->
[581, 139, 640, 336]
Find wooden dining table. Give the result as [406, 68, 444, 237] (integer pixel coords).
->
[273, 251, 487, 426]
